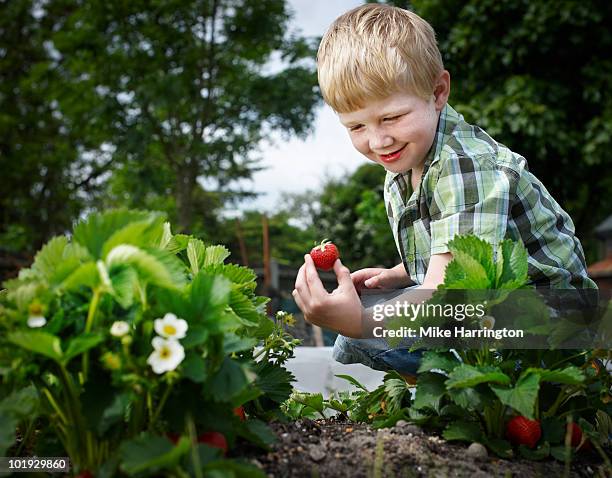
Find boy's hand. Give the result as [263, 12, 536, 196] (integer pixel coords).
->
[292, 254, 363, 338]
[351, 263, 412, 291]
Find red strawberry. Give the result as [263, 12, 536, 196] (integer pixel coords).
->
[233, 406, 246, 421]
[568, 422, 582, 447]
[505, 416, 541, 449]
[198, 431, 228, 454]
[568, 423, 592, 451]
[309, 239, 340, 271]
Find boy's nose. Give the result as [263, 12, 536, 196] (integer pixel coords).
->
[369, 132, 394, 152]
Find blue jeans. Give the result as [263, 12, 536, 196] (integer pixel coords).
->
[332, 286, 423, 376]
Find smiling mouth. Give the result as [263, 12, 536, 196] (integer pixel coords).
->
[379, 145, 407, 163]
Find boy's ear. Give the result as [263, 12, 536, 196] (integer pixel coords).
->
[433, 70, 451, 111]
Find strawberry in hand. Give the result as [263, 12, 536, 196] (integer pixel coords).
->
[505, 416, 541, 449]
[309, 239, 340, 271]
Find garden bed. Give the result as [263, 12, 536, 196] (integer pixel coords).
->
[243, 417, 608, 477]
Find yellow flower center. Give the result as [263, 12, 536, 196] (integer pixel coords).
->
[160, 347, 171, 359]
[163, 324, 177, 336]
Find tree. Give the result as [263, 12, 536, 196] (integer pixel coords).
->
[1, 0, 321, 250]
[407, 0, 612, 261]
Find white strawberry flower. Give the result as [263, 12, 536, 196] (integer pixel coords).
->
[147, 337, 185, 374]
[479, 315, 496, 330]
[110, 320, 130, 337]
[154, 313, 188, 340]
[27, 315, 47, 328]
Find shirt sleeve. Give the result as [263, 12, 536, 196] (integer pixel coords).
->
[429, 153, 516, 255]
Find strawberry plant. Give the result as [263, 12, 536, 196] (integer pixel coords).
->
[0, 209, 299, 477]
[397, 235, 612, 463]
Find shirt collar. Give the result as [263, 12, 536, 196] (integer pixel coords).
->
[386, 103, 463, 184]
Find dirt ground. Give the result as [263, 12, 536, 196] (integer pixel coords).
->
[240, 417, 610, 478]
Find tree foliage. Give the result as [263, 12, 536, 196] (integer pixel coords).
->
[0, 0, 320, 250]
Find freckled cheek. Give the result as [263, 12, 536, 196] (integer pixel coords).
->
[350, 136, 371, 157]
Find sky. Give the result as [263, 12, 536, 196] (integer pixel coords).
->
[230, 0, 365, 215]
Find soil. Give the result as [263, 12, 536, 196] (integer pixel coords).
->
[239, 417, 610, 478]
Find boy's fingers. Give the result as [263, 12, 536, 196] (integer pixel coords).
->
[292, 288, 307, 315]
[364, 272, 382, 288]
[334, 259, 353, 290]
[294, 263, 311, 301]
[304, 254, 327, 295]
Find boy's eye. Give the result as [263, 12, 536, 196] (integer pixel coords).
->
[349, 124, 364, 132]
[383, 115, 401, 122]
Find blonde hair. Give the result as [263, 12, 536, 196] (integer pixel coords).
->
[317, 4, 444, 113]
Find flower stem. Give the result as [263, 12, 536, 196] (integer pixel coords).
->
[150, 380, 174, 428]
[82, 288, 102, 381]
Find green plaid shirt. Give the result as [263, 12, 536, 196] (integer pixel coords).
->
[384, 104, 596, 289]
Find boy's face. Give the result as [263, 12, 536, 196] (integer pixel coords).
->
[338, 89, 445, 176]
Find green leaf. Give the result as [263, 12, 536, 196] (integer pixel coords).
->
[495, 239, 529, 288]
[384, 378, 411, 414]
[8, 330, 62, 361]
[416, 351, 460, 374]
[518, 442, 550, 460]
[229, 290, 263, 326]
[444, 250, 491, 288]
[238, 419, 277, 449]
[335, 374, 369, 392]
[100, 214, 166, 258]
[447, 385, 492, 412]
[483, 437, 513, 458]
[413, 372, 447, 413]
[31, 236, 70, 280]
[0, 413, 18, 456]
[491, 372, 540, 419]
[109, 265, 138, 308]
[447, 235, 495, 282]
[60, 261, 100, 292]
[182, 325, 209, 349]
[442, 421, 483, 442]
[186, 238, 206, 275]
[63, 333, 104, 364]
[73, 209, 155, 259]
[99, 392, 131, 435]
[254, 362, 295, 403]
[203, 245, 230, 266]
[190, 272, 231, 317]
[208, 358, 253, 400]
[293, 392, 324, 413]
[0, 385, 39, 418]
[182, 353, 207, 383]
[207, 263, 257, 284]
[119, 434, 190, 475]
[446, 364, 511, 389]
[528, 366, 585, 385]
[223, 334, 258, 354]
[105, 245, 185, 290]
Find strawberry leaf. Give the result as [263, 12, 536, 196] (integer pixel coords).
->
[446, 364, 511, 388]
[491, 372, 540, 419]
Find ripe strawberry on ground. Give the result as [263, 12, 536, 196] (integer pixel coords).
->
[505, 416, 542, 449]
[309, 239, 340, 271]
[568, 422, 592, 451]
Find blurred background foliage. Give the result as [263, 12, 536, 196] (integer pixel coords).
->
[1, 0, 610, 271]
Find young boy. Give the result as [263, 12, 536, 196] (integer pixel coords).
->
[292, 4, 596, 380]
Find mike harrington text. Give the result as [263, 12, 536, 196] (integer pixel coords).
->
[373, 326, 524, 339]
